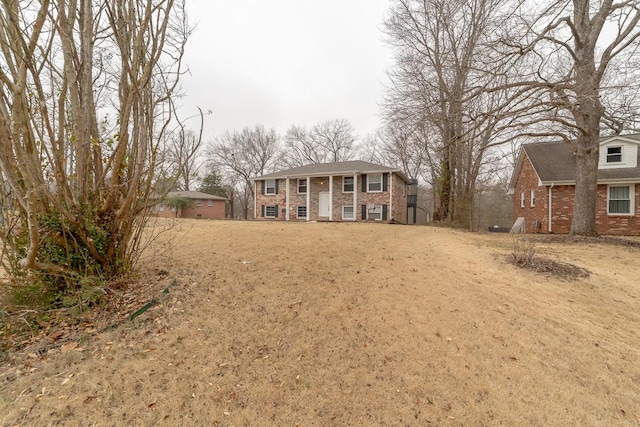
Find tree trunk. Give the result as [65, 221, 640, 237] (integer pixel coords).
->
[570, 138, 600, 235]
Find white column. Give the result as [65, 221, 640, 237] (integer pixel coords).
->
[285, 178, 290, 221]
[329, 175, 333, 221]
[306, 176, 311, 221]
[253, 181, 257, 220]
[389, 173, 393, 221]
[353, 173, 357, 221]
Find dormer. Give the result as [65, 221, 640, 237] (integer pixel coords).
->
[599, 136, 639, 169]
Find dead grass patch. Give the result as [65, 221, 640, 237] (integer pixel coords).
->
[2, 221, 640, 426]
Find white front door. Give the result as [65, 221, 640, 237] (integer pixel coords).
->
[319, 192, 330, 217]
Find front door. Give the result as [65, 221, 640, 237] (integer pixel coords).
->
[319, 192, 330, 218]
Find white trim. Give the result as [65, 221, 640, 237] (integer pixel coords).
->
[342, 176, 354, 193]
[548, 184, 554, 232]
[389, 173, 393, 220]
[265, 205, 277, 218]
[265, 179, 276, 195]
[329, 175, 333, 221]
[254, 182, 257, 219]
[607, 184, 635, 216]
[367, 174, 383, 192]
[353, 173, 357, 220]
[306, 177, 310, 222]
[530, 189, 536, 207]
[297, 178, 307, 194]
[296, 205, 307, 219]
[342, 205, 354, 220]
[285, 178, 290, 221]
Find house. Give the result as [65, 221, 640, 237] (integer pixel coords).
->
[252, 160, 415, 223]
[508, 134, 640, 235]
[155, 191, 227, 219]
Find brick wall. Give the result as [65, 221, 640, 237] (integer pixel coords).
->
[156, 199, 225, 219]
[514, 154, 640, 235]
[513, 155, 549, 232]
[255, 173, 408, 222]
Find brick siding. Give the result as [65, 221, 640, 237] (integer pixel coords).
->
[156, 199, 225, 220]
[513, 154, 640, 235]
[255, 172, 408, 223]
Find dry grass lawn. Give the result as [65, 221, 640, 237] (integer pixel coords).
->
[2, 220, 640, 426]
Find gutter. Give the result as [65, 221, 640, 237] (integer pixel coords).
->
[548, 183, 554, 233]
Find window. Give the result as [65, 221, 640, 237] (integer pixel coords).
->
[608, 185, 633, 215]
[368, 174, 382, 192]
[207, 200, 214, 207]
[159, 203, 164, 212]
[265, 205, 277, 218]
[343, 176, 354, 192]
[368, 205, 383, 220]
[297, 206, 307, 218]
[606, 146, 622, 163]
[520, 191, 525, 208]
[530, 190, 536, 207]
[342, 205, 354, 220]
[265, 179, 276, 195]
[297, 179, 307, 194]
[195, 199, 202, 207]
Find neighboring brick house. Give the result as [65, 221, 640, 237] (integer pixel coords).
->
[155, 191, 227, 220]
[508, 134, 640, 235]
[253, 161, 412, 223]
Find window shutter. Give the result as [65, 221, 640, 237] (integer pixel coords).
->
[383, 173, 388, 192]
[361, 174, 367, 192]
[361, 204, 367, 220]
[275, 180, 279, 194]
[382, 205, 388, 220]
[275, 205, 279, 218]
[261, 205, 265, 217]
[261, 181, 265, 195]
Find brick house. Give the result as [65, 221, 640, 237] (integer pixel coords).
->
[253, 161, 413, 223]
[508, 134, 640, 235]
[155, 191, 227, 220]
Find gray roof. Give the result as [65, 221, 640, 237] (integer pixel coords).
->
[254, 160, 410, 182]
[515, 134, 640, 186]
[166, 191, 227, 201]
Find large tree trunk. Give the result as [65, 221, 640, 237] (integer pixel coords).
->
[570, 135, 600, 235]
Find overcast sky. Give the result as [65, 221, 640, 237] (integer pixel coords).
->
[180, 0, 394, 142]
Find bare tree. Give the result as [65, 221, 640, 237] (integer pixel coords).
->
[383, 0, 516, 226]
[283, 118, 358, 166]
[208, 126, 280, 219]
[164, 128, 204, 191]
[497, 0, 640, 235]
[0, 1, 189, 290]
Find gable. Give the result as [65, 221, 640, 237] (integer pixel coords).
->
[599, 136, 639, 169]
[510, 134, 640, 190]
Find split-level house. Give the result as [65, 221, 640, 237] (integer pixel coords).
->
[253, 161, 414, 223]
[509, 134, 640, 235]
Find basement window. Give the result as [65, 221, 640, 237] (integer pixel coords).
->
[297, 206, 307, 219]
[342, 205, 354, 220]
